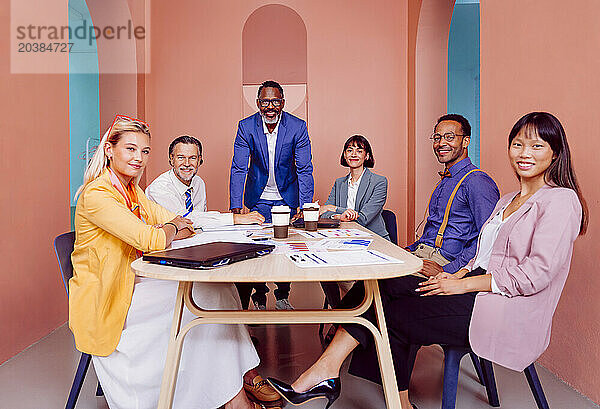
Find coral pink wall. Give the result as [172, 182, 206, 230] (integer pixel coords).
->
[480, 0, 600, 403]
[145, 0, 410, 244]
[0, 5, 70, 363]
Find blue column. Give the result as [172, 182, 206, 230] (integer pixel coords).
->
[448, 1, 480, 167]
[68, 0, 100, 226]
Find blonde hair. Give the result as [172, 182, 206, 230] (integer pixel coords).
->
[74, 116, 151, 199]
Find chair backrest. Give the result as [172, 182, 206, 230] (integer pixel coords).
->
[382, 209, 398, 245]
[54, 231, 76, 295]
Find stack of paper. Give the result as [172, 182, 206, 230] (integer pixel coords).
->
[287, 250, 403, 267]
[314, 238, 373, 250]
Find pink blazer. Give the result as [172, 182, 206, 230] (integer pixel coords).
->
[467, 185, 582, 371]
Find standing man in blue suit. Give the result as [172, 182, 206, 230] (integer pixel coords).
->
[230, 80, 314, 310]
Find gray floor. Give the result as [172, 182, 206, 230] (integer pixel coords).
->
[1, 282, 597, 409]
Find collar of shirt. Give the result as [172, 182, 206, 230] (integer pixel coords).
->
[168, 169, 194, 198]
[262, 115, 281, 136]
[444, 157, 473, 178]
[347, 168, 366, 188]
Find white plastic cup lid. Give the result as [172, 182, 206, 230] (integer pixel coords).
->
[302, 202, 319, 209]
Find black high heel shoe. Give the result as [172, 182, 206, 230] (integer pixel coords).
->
[267, 377, 340, 409]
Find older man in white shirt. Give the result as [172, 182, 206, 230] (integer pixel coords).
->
[146, 135, 264, 228]
[145, 135, 281, 407]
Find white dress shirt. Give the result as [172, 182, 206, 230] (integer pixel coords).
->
[472, 204, 511, 296]
[145, 170, 234, 229]
[346, 169, 366, 210]
[259, 117, 284, 201]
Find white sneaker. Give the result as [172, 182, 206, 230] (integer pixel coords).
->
[275, 299, 294, 310]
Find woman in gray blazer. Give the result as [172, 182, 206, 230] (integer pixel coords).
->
[318, 135, 390, 310]
[320, 135, 390, 240]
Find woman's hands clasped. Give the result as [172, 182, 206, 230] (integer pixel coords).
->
[416, 269, 492, 296]
[318, 204, 359, 222]
[416, 272, 466, 296]
[169, 216, 195, 239]
[157, 216, 195, 245]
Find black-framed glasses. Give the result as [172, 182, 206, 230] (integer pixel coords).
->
[430, 132, 466, 143]
[258, 98, 283, 108]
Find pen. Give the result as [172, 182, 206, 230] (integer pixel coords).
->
[304, 254, 320, 264]
[311, 254, 328, 264]
[252, 237, 269, 241]
[368, 250, 390, 261]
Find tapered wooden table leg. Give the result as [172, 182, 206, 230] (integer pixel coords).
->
[366, 279, 404, 409]
[157, 282, 189, 409]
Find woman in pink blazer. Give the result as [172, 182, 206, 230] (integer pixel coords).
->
[267, 112, 589, 409]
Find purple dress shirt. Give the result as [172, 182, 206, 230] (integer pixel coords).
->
[407, 158, 500, 273]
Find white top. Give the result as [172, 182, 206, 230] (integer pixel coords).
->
[259, 117, 284, 201]
[472, 204, 510, 296]
[346, 169, 366, 210]
[145, 170, 234, 229]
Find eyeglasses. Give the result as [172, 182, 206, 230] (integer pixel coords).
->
[429, 132, 466, 143]
[258, 98, 283, 108]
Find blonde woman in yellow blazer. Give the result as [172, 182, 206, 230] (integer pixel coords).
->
[70, 116, 269, 409]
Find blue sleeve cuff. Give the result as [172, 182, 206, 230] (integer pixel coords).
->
[442, 260, 461, 274]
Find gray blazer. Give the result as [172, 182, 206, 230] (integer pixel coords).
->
[322, 168, 390, 240]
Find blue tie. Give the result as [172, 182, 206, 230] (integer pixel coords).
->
[185, 188, 194, 214]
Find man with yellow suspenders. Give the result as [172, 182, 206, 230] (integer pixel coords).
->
[337, 114, 500, 389]
[407, 114, 500, 276]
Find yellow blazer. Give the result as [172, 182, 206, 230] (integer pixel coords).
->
[69, 170, 175, 356]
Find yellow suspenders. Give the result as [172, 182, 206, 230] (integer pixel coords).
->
[434, 169, 483, 247]
[418, 169, 484, 248]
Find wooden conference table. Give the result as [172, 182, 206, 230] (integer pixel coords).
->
[131, 222, 422, 409]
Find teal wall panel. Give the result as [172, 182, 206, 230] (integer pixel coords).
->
[68, 0, 100, 225]
[448, 2, 480, 167]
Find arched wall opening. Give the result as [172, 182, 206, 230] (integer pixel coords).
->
[70, 0, 148, 216]
[413, 0, 455, 236]
[412, 0, 480, 238]
[242, 4, 308, 121]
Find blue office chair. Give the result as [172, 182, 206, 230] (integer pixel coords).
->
[381, 209, 398, 245]
[319, 210, 399, 344]
[441, 345, 550, 409]
[54, 232, 104, 409]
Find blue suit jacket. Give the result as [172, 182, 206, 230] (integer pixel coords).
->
[229, 111, 314, 210]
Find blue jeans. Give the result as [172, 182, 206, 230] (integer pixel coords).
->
[249, 199, 296, 304]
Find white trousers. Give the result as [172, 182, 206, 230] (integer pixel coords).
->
[92, 278, 260, 409]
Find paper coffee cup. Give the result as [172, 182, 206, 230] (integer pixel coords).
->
[272, 205, 290, 238]
[302, 202, 320, 231]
